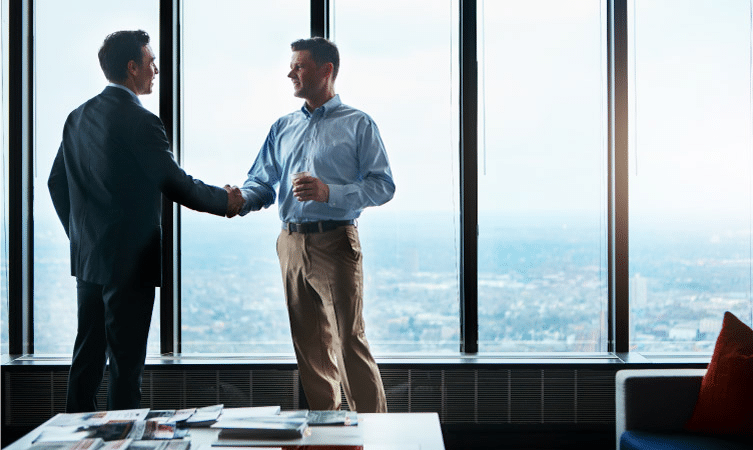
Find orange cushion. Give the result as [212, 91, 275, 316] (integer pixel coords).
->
[684, 311, 753, 435]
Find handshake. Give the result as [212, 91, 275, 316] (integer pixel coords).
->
[223, 185, 245, 218]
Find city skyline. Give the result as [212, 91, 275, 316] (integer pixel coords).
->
[16, 211, 751, 356]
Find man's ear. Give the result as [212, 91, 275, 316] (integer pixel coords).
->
[322, 62, 334, 79]
[127, 60, 139, 77]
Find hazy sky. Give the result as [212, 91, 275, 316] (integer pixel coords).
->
[29, 0, 753, 221]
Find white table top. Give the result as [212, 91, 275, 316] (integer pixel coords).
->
[5, 412, 445, 450]
[194, 412, 444, 449]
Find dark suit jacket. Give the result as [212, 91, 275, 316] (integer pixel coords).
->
[48, 86, 227, 286]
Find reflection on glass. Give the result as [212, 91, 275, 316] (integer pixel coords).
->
[333, 0, 460, 353]
[33, 0, 160, 354]
[629, 0, 753, 352]
[478, 0, 608, 352]
[180, 1, 308, 353]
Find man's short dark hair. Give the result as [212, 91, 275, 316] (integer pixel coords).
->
[98, 30, 150, 83]
[291, 37, 340, 80]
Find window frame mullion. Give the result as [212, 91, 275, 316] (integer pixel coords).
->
[8, 0, 34, 356]
[460, 0, 479, 354]
[607, 0, 630, 354]
[159, 0, 181, 355]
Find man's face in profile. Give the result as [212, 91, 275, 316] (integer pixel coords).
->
[133, 44, 158, 96]
[288, 50, 327, 101]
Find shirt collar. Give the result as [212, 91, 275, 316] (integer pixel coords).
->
[108, 83, 141, 105]
[300, 94, 341, 118]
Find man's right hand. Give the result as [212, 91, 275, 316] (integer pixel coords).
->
[224, 185, 244, 218]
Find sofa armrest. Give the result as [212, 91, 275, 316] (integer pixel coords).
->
[615, 369, 706, 449]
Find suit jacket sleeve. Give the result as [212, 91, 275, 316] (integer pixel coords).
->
[131, 112, 228, 216]
[48, 143, 71, 237]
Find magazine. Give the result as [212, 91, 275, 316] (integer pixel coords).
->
[216, 406, 281, 421]
[211, 416, 309, 440]
[46, 410, 150, 429]
[145, 409, 196, 424]
[99, 439, 132, 450]
[124, 440, 190, 450]
[33, 418, 186, 443]
[184, 405, 223, 427]
[86, 421, 142, 441]
[26, 438, 105, 450]
[305, 411, 358, 426]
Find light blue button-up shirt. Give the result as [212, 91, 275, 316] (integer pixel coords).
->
[239, 95, 395, 223]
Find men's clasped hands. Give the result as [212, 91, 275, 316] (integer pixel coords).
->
[224, 173, 330, 219]
[223, 185, 244, 218]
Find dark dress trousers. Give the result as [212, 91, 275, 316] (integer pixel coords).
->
[48, 86, 227, 412]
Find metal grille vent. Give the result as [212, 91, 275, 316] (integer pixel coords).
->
[3, 367, 615, 427]
[379, 368, 614, 424]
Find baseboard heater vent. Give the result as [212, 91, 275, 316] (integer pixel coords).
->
[3, 367, 615, 427]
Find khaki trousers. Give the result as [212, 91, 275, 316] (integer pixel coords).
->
[277, 225, 387, 413]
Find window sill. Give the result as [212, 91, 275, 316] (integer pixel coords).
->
[1, 351, 710, 368]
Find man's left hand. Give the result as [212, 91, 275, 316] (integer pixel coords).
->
[292, 176, 329, 203]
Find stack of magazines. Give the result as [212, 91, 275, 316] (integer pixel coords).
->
[22, 406, 360, 448]
[26, 405, 225, 450]
[210, 408, 358, 440]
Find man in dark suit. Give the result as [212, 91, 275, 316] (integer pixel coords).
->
[47, 30, 244, 412]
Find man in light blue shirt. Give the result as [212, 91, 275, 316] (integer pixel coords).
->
[238, 37, 394, 413]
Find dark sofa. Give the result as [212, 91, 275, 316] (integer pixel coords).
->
[615, 369, 752, 450]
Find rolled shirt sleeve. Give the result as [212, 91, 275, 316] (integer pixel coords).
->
[326, 115, 395, 211]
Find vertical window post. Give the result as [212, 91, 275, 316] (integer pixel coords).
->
[311, 0, 328, 38]
[8, 0, 33, 355]
[608, 0, 629, 354]
[460, 0, 478, 354]
[159, 0, 180, 354]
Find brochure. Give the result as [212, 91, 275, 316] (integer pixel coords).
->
[184, 405, 224, 427]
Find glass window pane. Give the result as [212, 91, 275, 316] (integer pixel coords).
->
[478, 0, 608, 352]
[34, 1, 160, 354]
[332, 0, 461, 353]
[180, 1, 308, 353]
[629, 0, 753, 353]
